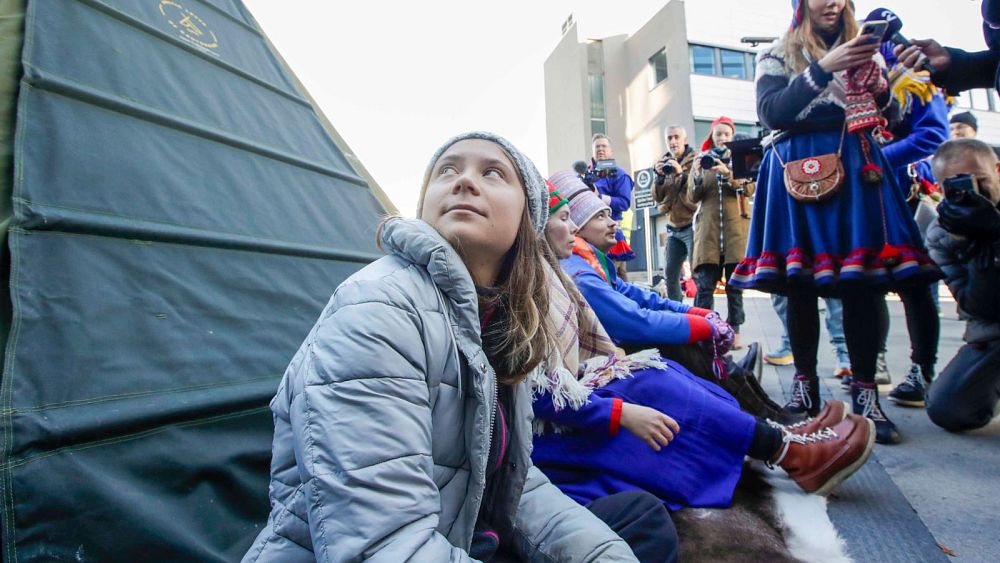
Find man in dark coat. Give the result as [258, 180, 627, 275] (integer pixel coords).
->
[896, 0, 1000, 93]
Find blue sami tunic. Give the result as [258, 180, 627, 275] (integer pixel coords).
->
[729, 39, 942, 295]
[531, 361, 756, 510]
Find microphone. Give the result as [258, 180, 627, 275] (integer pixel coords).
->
[867, 7, 936, 74]
[572, 160, 590, 175]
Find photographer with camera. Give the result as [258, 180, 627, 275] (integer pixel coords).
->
[688, 116, 754, 349]
[590, 135, 636, 275]
[653, 125, 698, 302]
[925, 139, 1000, 433]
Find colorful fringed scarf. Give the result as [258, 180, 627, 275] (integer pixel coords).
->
[529, 263, 666, 433]
[571, 237, 614, 284]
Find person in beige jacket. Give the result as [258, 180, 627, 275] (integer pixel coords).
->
[688, 117, 754, 346]
[654, 125, 699, 302]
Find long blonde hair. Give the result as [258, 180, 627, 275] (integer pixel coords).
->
[784, 2, 859, 73]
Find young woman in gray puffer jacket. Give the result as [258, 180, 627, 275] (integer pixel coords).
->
[243, 132, 678, 563]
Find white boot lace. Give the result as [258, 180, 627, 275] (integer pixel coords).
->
[904, 364, 923, 388]
[788, 378, 813, 411]
[856, 386, 887, 421]
[767, 427, 839, 468]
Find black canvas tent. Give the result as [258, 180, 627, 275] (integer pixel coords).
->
[0, 0, 391, 560]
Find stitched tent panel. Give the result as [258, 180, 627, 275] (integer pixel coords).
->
[1, 0, 388, 560]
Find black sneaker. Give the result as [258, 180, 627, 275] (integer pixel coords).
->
[783, 373, 821, 418]
[888, 364, 930, 408]
[852, 381, 901, 444]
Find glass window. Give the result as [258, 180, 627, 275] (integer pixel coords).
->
[720, 49, 747, 79]
[649, 49, 668, 87]
[955, 91, 973, 109]
[690, 45, 716, 75]
[694, 120, 712, 144]
[589, 74, 605, 119]
[590, 119, 606, 136]
[971, 89, 990, 111]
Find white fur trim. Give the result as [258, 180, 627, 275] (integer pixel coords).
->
[763, 466, 853, 563]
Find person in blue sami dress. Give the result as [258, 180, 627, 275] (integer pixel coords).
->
[729, 0, 942, 444]
[876, 41, 949, 407]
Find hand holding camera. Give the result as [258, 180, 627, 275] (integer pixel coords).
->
[655, 155, 682, 177]
[938, 175, 1000, 241]
[698, 148, 732, 178]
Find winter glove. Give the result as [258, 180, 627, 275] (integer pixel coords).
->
[704, 311, 734, 356]
[938, 191, 1000, 241]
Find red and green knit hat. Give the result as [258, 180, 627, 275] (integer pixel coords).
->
[546, 180, 569, 215]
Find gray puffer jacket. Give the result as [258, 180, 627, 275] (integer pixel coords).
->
[927, 218, 1000, 343]
[243, 218, 636, 562]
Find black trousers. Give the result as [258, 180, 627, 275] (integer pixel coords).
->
[928, 339, 1000, 432]
[788, 286, 884, 382]
[694, 263, 744, 331]
[877, 284, 940, 369]
[492, 491, 679, 563]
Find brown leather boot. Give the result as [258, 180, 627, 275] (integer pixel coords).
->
[782, 400, 848, 436]
[771, 415, 875, 496]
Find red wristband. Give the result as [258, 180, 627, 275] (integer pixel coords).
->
[609, 398, 624, 436]
[687, 307, 712, 317]
[687, 315, 713, 343]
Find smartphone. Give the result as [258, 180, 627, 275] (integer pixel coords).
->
[858, 19, 889, 40]
[942, 174, 979, 201]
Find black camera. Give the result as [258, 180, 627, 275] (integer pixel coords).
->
[593, 159, 619, 179]
[943, 174, 979, 202]
[657, 155, 680, 177]
[725, 133, 766, 180]
[699, 147, 729, 170]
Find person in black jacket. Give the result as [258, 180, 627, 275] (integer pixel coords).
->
[896, 0, 1000, 93]
[925, 139, 1000, 432]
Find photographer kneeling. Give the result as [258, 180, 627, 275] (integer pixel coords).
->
[926, 139, 1000, 432]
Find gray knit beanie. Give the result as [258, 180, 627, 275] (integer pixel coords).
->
[417, 131, 547, 234]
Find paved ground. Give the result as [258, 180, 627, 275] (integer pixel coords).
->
[729, 293, 1000, 562]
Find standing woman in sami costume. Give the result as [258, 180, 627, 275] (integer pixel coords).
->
[729, 0, 943, 444]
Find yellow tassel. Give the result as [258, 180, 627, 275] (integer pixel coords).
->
[889, 64, 938, 116]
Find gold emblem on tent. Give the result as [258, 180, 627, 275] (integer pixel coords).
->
[159, 0, 219, 51]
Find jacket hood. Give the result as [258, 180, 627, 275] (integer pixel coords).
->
[380, 217, 482, 345]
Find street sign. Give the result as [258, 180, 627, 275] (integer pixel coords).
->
[633, 167, 656, 210]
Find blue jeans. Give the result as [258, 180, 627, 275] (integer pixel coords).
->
[770, 294, 849, 365]
[663, 225, 693, 302]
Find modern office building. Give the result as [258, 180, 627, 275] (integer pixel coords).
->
[544, 0, 1000, 275]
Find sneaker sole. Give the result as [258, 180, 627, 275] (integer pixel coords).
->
[764, 358, 794, 366]
[888, 396, 926, 408]
[813, 418, 876, 497]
